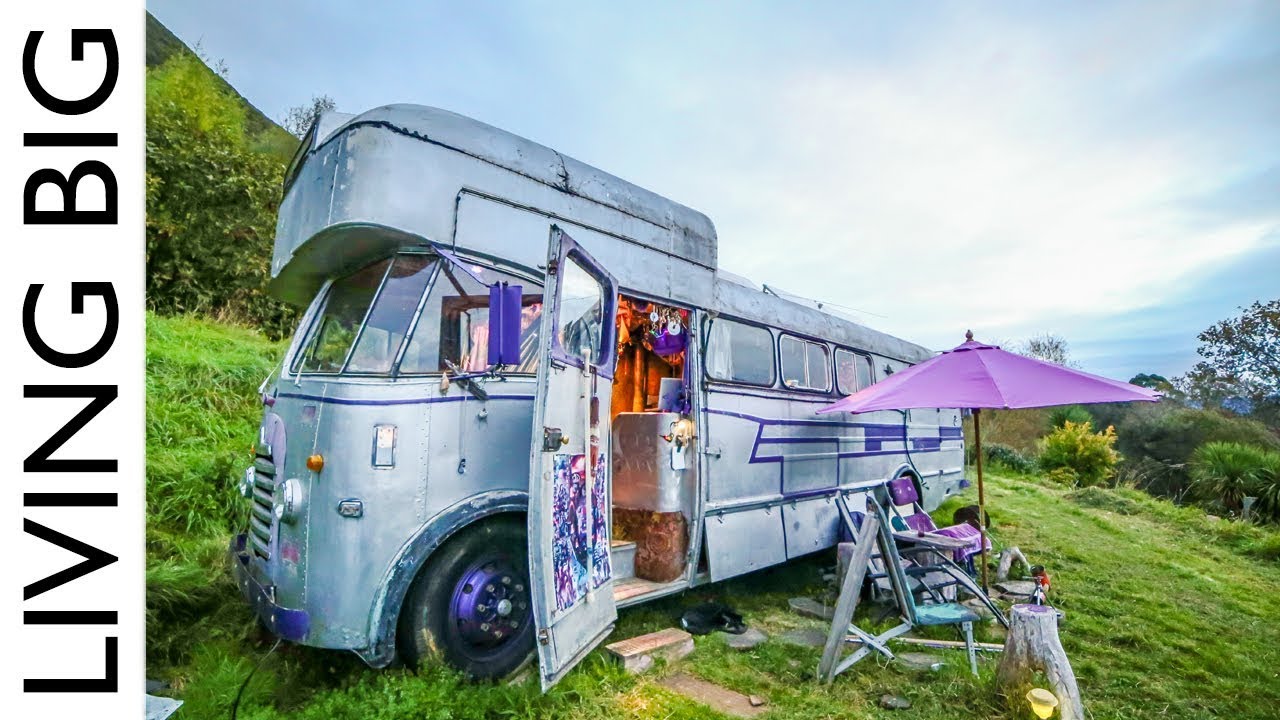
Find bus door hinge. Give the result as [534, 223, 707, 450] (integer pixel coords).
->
[538, 629, 550, 646]
[701, 446, 722, 459]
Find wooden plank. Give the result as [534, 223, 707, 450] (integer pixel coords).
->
[604, 628, 693, 674]
[658, 672, 767, 718]
[892, 637, 1005, 652]
[818, 512, 880, 683]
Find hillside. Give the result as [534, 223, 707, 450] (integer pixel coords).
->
[145, 312, 1280, 720]
[146, 10, 297, 159]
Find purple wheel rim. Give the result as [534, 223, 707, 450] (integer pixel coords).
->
[448, 552, 530, 658]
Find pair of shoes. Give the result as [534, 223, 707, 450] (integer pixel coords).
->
[680, 602, 747, 635]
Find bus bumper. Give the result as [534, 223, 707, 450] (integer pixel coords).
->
[229, 533, 310, 642]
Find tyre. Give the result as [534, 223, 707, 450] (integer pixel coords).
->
[397, 517, 536, 679]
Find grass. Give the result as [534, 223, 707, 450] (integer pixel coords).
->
[148, 313, 1280, 720]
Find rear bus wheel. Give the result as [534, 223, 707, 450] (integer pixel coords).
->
[397, 518, 536, 679]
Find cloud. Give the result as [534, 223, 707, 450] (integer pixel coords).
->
[150, 0, 1280, 380]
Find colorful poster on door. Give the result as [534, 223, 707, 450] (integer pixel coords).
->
[552, 453, 611, 612]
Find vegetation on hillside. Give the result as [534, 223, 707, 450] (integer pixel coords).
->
[146, 50, 297, 337]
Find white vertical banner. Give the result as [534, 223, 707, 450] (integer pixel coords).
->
[2, 2, 143, 718]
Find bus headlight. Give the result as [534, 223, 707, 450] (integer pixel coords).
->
[239, 467, 255, 498]
[273, 478, 304, 524]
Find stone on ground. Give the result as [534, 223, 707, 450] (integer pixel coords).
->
[658, 672, 768, 718]
[897, 651, 946, 671]
[879, 694, 912, 710]
[994, 580, 1038, 598]
[779, 626, 828, 647]
[723, 627, 768, 650]
[789, 597, 834, 621]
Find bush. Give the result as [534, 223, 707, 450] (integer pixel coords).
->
[982, 443, 1037, 474]
[1190, 442, 1280, 522]
[1038, 421, 1120, 486]
[1049, 405, 1093, 430]
[1089, 403, 1280, 499]
[146, 53, 297, 338]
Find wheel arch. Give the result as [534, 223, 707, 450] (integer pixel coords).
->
[359, 489, 528, 667]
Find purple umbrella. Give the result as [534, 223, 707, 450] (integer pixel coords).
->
[818, 331, 1159, 589]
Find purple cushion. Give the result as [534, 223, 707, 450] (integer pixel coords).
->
[888, 476, 919, 506]
[903, 513, 936, 533]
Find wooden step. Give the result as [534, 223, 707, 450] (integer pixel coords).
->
[610, 539, 637, 581]
[603, 627, 693, 674]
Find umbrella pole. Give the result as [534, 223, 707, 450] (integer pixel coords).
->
[974, 408, 989, 593]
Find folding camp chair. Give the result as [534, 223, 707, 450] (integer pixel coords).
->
[823, 493, 983, 679]
[885, 475, 989, 574]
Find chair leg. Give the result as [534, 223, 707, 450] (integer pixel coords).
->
[962, 621, 977, 676]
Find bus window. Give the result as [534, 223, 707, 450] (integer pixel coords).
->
[780, 335, 830, 391]
[347, 255, 437, 373]
[399, 262, 543, 375]
[705, 318, 774, 386]
[293, 257, 395, 374]
[835, 348, 875, 395]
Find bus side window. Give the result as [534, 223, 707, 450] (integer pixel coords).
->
[705, 318, 775, 386]
[780, 335, 830, 391]
[835, 348, 875, 394]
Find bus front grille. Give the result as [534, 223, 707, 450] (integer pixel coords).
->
[249, 446, 276, 560]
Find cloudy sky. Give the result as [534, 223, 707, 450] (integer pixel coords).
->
[149, 1, 1279, 380]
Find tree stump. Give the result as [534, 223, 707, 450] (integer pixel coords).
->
[996, 604, 1084, 720]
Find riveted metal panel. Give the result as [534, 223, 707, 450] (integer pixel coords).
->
[705, 507, 786, 581]
[783, 497, 840, 559]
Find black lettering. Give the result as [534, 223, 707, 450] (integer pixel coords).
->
[25, 493, 118, 507]
[23, 161, 118, 225]
[23, 519, 117, 600]
[25, 610, 117, 624]
[24, 637, 118, 693]
[24, 132, 117, 147]
[22, 29, 118, 115]
[24, 385, 117, 472]
[24, 283, 118, 367]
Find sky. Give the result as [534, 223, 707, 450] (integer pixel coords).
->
[148, 0, 1279, 381]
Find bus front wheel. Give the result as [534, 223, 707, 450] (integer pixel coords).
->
[397, 517, 536, 680]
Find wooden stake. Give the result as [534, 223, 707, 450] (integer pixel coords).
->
[996, 604, 1085, 720]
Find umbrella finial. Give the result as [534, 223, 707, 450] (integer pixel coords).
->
[965, 329, 974, 342]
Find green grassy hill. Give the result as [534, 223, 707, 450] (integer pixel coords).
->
[146, 10, 298, 160]
[146, 313, 1280, 720]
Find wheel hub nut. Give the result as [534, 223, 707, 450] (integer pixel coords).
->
[496, 599, 513, 617]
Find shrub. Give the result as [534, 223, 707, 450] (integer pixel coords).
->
[1049, 405, 1093, 430]
[1191, 442, 1280, 522]
[982, 443, 1037, 475]
[1089, 403, 1280, 500]
[146, 53, 297, 338]
[971, 408, 1050, 454]
[1038, 421, 1120, 487]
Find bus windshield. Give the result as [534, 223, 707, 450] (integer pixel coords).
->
[292, 253, 542, 376]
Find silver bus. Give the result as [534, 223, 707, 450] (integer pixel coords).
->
[230, 105, 966, 690]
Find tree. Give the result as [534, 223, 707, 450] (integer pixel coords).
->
[1177, 300, 1280, 424]
[282, 95, 337, 138]
[146, 53, 295, 337]
[1020, 333, 1077, 367]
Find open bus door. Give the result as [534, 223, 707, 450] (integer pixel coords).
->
[527, 226, 620, 691]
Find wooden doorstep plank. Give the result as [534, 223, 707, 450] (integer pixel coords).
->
[604, 628, 694, 674]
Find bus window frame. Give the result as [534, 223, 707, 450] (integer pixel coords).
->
[701, 315, 777, 389]
[778, 333, 832, 394]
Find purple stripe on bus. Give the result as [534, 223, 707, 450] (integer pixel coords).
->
[276, 392, 535, 407]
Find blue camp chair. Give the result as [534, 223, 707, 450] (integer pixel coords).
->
[835, 492, 997, 675]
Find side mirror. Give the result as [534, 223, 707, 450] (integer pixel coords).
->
[488, 283, 523, 366]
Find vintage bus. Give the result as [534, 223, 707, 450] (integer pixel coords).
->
[230, 105, 966, 689]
